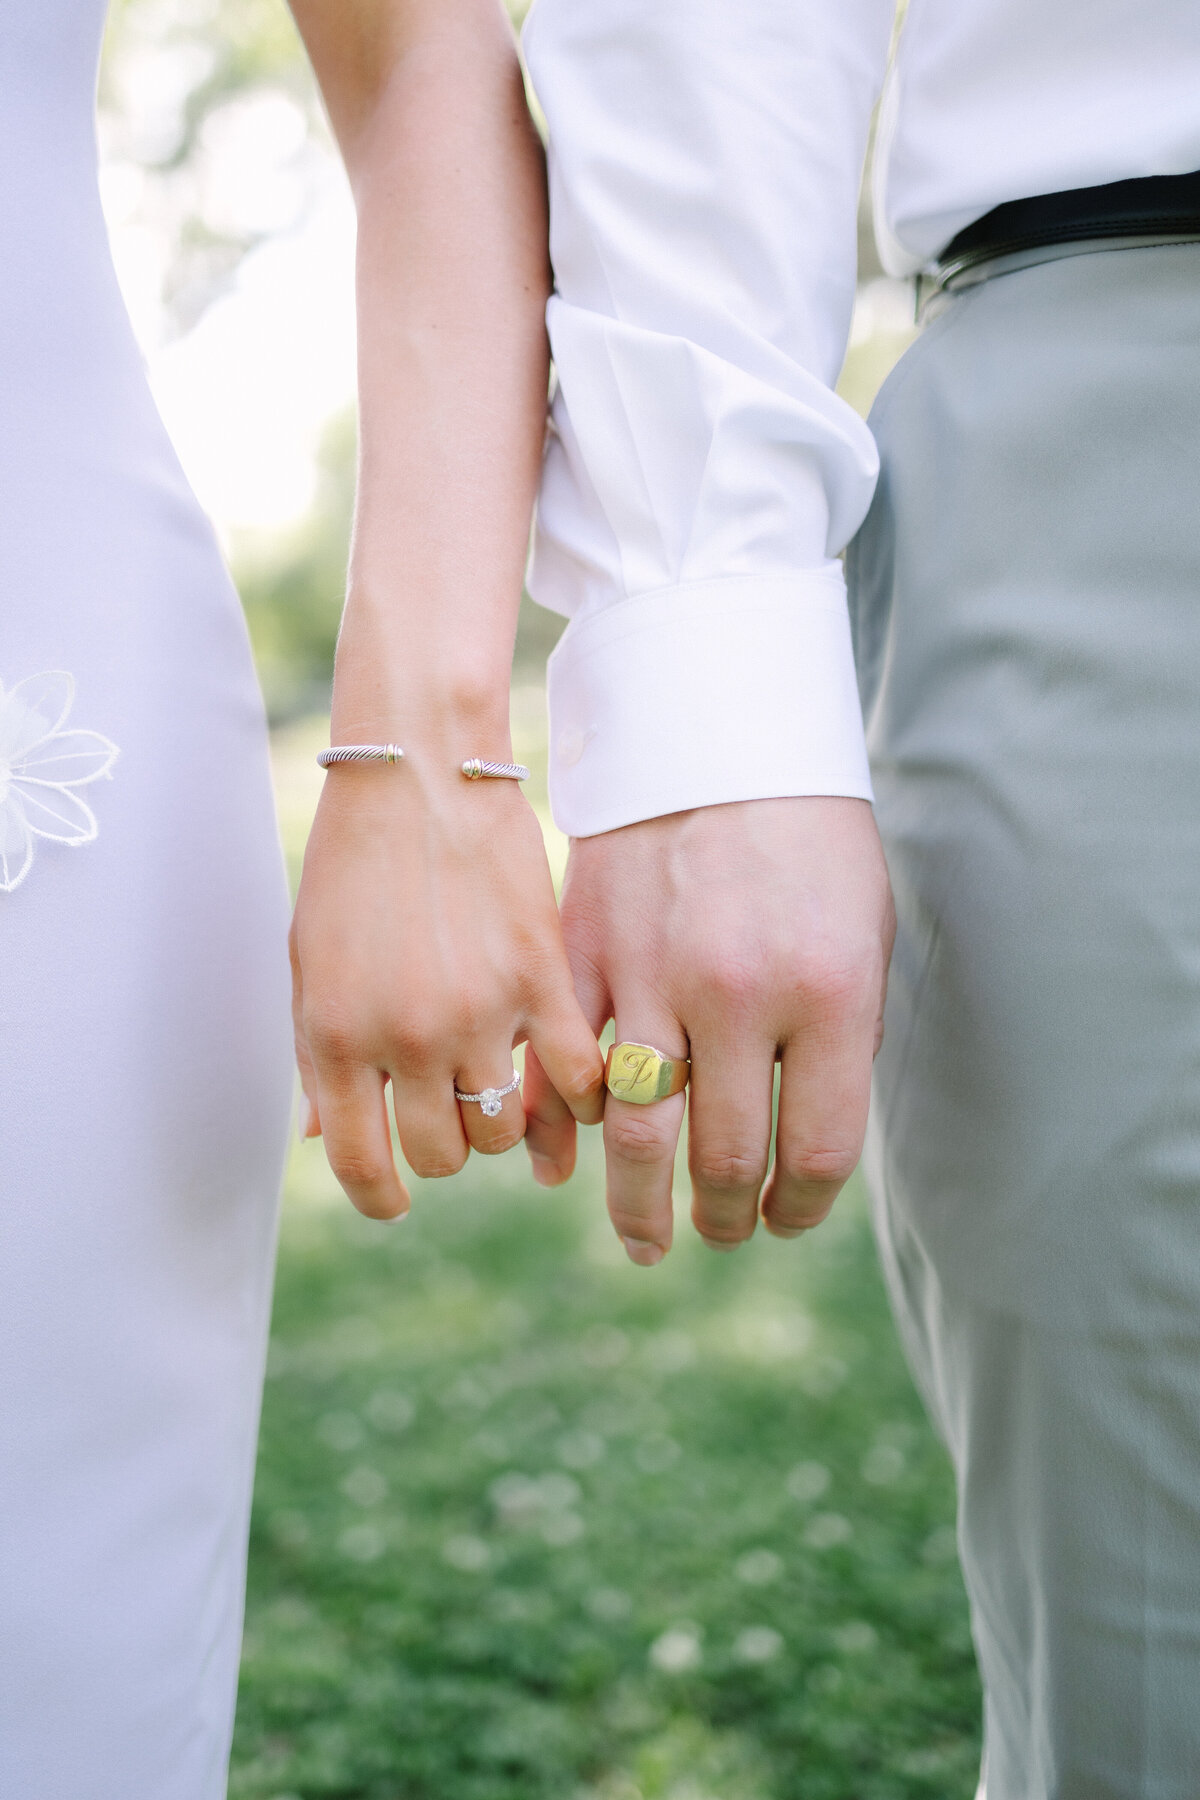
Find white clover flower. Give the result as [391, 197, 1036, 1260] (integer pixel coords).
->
[733, 1625, 785, 1665]
[649, 1624, 703, 1673]
[0, 672, 118, 893]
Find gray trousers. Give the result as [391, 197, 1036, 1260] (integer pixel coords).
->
[847, 243, 1200, 1799]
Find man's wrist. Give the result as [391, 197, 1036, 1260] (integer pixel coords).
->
[544, 573, 872, 838]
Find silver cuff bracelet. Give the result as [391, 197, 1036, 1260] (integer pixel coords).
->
[316, 744, 404, 768]
[316, 745, 528, 781]
[461, 759, 530, 781]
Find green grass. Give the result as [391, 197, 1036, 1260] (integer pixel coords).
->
[230, 721, 981, 1800]
[231, 1147, 980, 1800]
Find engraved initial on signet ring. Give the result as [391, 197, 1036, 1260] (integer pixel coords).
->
[604, 1042, 690, 1105]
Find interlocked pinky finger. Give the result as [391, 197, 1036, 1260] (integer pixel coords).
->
[523, 1046, 577, 1185]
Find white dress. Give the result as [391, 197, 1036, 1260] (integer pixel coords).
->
[0, 6, 294, 1795]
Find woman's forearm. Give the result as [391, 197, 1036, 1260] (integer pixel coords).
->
[287, 0, 601, 1221]
[294, 0, 550, 751]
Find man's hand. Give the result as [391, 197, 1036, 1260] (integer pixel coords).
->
[524, 798, 894, 1261]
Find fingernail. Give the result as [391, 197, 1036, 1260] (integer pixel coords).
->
[770, 1226, 807, 1240]
[530, 1154, 563, 1187]
[298, 1094, 315, 1141]
[699, 1236, 741, 1254]
[622, 1236, 665, 1267]
[381, 1207, 411, 1226]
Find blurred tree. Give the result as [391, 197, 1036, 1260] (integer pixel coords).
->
[235, 404, 357, 719]
[101, 0, 326, 333]
[102, 0, 533, 335]
[237, 406, 563, 721]
[102, 0, 554, 721]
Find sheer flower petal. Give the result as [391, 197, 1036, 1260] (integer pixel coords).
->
[0, 671, 117, 890]
[17, 729, 119, 786]
[0, 672, 76, 763]
[11, 779, 98, 845]
[0, 793, 34, 892]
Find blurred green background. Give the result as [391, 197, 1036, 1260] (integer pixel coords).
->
[101, 3, 979, 1795]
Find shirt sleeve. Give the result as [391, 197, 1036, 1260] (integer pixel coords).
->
[521, 0, 898, 837]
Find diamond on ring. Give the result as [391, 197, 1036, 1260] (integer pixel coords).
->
[454, 1070, 520, 1115]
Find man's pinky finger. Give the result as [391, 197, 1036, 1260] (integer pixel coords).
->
[760, 1039, 871, 1238]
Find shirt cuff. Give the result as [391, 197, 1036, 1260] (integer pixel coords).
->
[546, 571, 873, 837]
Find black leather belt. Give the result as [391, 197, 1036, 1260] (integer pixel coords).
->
[934, 169, 1200, 290]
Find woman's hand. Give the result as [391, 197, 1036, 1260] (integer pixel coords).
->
[291, 734, 605, 1220]
[281, 0, 574, 1219]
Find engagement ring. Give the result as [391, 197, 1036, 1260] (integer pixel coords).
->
[454, 1071, 521, 1117]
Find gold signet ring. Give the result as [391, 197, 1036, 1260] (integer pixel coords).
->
[605, 1041, 690, 1105]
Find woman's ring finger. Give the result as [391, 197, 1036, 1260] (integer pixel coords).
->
[454, 1067, 525, 1154]
[454, 1069, 521, 1117]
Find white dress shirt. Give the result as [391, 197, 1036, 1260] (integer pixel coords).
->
[522, 0, 1200, 836]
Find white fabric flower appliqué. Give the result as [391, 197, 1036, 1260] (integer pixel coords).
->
[0, 672, 119, 893]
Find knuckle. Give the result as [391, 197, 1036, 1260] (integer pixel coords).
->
[609, 1208, 669, 1246]
[700, 948, 766, 1012]
[523, 1091, 567, 1132]
[608, 1110, 674, 1167]
[328, 1147, 392, 1192]
[409, 1144, 468, 1180]
[444, 985, 499, 1044]
[514, 946, 564, 1012]
[781, 1140, 859, 1187]
[690, 1144, 768, 1195]
[305, 1010, 361, 1070]
[561, 1054, 605, 1105]
[478, 1125, 525, 1157]
[387, 1016, 441, 1077]
[792, 948, 879, 1023]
